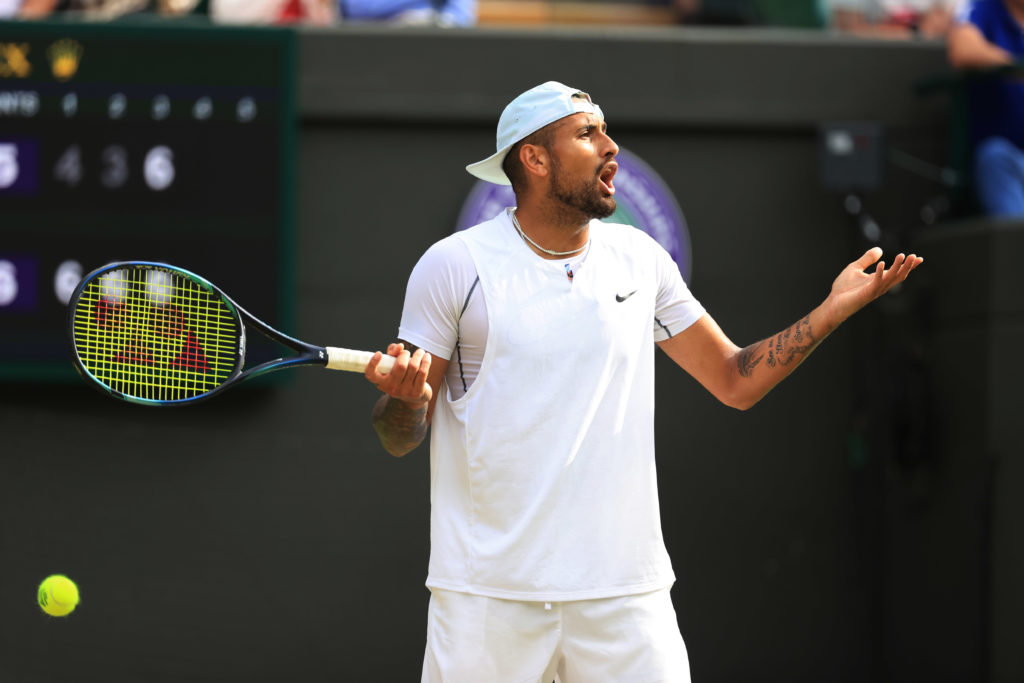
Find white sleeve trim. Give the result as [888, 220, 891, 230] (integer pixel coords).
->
[651, 236, 705, 342]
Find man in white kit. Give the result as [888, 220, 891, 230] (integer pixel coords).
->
[365, 81, 922, 682]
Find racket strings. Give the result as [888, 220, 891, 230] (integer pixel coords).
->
[71, 267, 239, 401]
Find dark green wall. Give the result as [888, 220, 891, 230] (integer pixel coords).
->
[6, 23, 1007, 683]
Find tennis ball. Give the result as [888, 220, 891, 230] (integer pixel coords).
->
[37, 575, 79, 617]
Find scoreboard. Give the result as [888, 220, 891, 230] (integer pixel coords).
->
[0, 19, 296, 380]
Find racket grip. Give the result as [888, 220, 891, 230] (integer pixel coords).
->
[324, 347, 396, 374]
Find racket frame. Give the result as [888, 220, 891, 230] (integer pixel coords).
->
[67, 261, 330, 406]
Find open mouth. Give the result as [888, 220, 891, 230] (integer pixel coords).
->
[599, 162, 617, 196]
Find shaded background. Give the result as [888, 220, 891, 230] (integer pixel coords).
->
[2, 21, 1021, 683]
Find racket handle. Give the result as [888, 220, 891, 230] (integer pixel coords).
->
[324, 347, 396, 374]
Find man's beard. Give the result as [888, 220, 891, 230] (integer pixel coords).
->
[548, 155, 616, 220]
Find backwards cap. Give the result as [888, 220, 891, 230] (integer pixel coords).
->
[465, 81, 603, 186]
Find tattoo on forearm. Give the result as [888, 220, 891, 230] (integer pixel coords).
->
[776, 315, 816, 366]
[738, 315, 819, 377]
[372, 394, 428, 455]
[737, 344, 764, 378]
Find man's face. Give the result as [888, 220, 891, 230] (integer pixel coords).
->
[544, 113, 619, 220]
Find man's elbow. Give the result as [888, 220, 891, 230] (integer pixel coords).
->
[947, 43, 969, 70]
[722, 396, 757, 412]
[374, 430, 421, 458]
[717, 387, 759, 412]
[380, 442, 409, 458]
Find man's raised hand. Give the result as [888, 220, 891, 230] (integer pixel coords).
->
[825, 247, 923, 325]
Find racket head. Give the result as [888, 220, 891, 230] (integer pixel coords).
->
[67, 262, 245, 406]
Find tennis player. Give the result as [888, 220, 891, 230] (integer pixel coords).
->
[365, 81, 922, 682]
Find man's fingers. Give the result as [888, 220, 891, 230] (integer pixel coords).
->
[377, 348, 431, 401]
[366, 351, 397, 378]
[897, 255, 923, 283]
[364, 344, 434, 403]
[365, 351, 387, 381]
[856, 246, 884, 271]
[883, 254, 906, 280]
[367, 346, 410, 384]
[417, 351, 432, 381]
[401, 349, 430, 389]
[878, 253, 924, 292]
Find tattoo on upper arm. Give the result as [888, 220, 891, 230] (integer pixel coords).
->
[739, 315, 818, 378]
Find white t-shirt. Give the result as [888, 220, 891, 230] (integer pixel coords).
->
[400, 208, 701, 400]
[398, 209, 706, 601]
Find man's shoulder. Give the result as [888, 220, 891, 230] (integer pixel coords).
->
[592, 219, 636, 236]
[461, 209, 510, 233]
[414, 230, 476, 278]
[454, 209, 515, 251]
[591, 220, 662, 249]
[413, 211, 513, 278]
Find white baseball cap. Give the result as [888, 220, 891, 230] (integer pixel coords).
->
[466, 81, 604, 186]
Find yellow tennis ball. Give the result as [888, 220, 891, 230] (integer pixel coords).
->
[37, 575, 80, 617]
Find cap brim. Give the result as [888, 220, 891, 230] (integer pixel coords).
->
[466, 145, 513, 185]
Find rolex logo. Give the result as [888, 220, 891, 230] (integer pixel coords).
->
[47, 39, 83, 82]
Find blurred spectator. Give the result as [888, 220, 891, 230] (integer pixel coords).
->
[673, 0, 759, 24]
[336, 0, 475, 26]
[828, 0, 956, 38]
[17, 0, 203, 18]
[211, 0, 472, 26]
[673, 0, 825, 27]
[210, 0, 335, 24]
[18, 0, 144, 17]
[948, 0, 1024, 217]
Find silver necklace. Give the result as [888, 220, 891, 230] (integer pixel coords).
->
[511, 209, 588, 257]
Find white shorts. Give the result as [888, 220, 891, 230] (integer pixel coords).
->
[421, 587, 691, 683]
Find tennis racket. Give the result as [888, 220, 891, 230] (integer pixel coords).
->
[67, 261, 394, 406]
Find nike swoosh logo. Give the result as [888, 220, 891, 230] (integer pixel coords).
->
[615, 290, 637, 302]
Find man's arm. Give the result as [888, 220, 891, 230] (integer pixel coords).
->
[365, 342, 449, 457]
[658, 248, 922, 410]
[948, 21, 1015, 69]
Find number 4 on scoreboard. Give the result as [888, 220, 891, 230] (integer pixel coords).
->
[54, 144, 82, 188]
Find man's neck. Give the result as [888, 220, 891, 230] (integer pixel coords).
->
[512, 202, 590, 260]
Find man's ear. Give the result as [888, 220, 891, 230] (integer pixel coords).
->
[520, 143, 550, 181]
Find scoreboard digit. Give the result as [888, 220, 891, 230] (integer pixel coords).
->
[0, 19, 296, 380]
